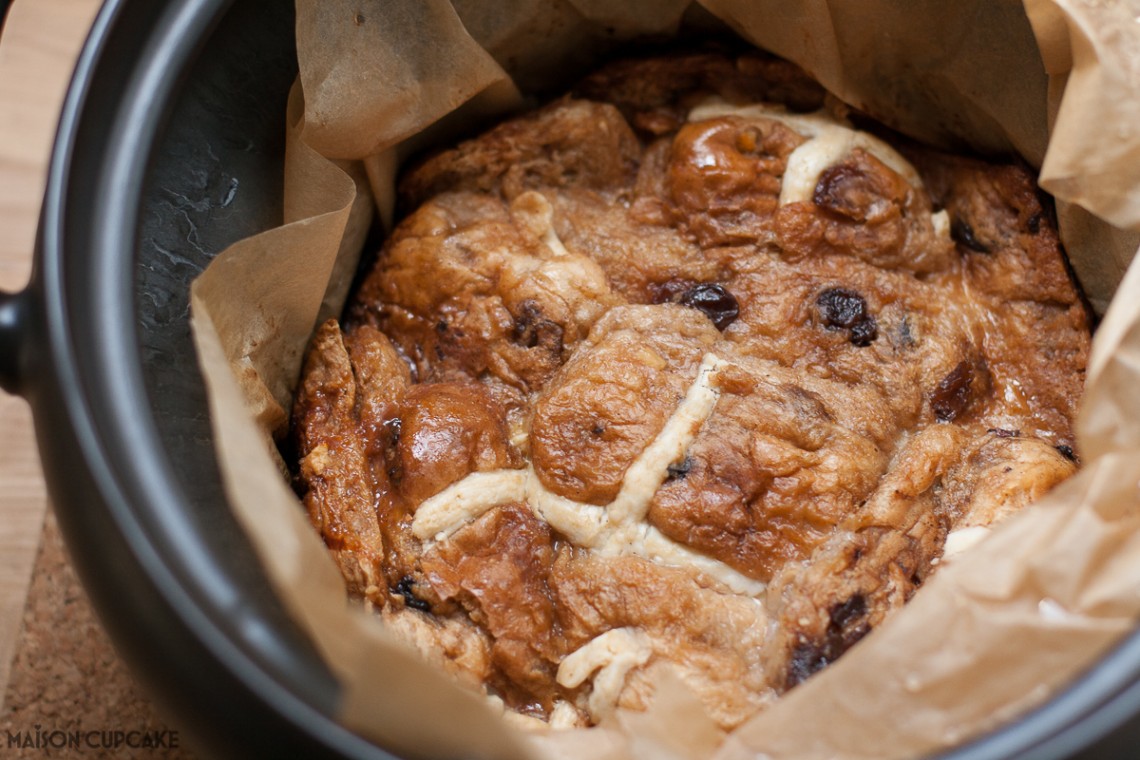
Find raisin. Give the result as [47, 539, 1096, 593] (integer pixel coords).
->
[384, 416, 402, 448]
[648, 277, 695, 305]
[849, 320, 878, 347]
[896, 315, 916, 348]
[829, 595, 866, 629]
[393, 576, 431, 612]
[680, 283, 739, 331]
[818, 287, 867, 328]
[511, 300, 543, 347]
[813, 163, 871, 221]
[1027, 211, 1042, 235]
[512, 299, 563, 352]
[385, 420, 403, 481]
[666, 456, 693, 481]
[950, 217, 991, 253]
[652, 279, 739, 331]
[817, 287, 878, 346]
[932, 361, 974, 422]
[1056, 444, 1076, 461]
[786, 641, 829, 688]
[786, 595, 870, 689]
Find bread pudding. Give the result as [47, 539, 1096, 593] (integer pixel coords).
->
[290, 51, 1089, 730]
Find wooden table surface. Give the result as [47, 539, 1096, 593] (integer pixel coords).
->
[0, 0, 100, 701]
[0, 2, 193, 755]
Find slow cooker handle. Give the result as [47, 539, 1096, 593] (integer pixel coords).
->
[0, 289, 29, 395]
[0, 1, 27, 397]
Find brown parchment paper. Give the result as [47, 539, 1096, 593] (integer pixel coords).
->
[188, 1, 1140, 758]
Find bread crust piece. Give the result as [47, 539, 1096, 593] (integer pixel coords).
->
[291, 51, 1089, 729]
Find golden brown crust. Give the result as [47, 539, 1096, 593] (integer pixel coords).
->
[399, 99, 641, 211]
[572, 51, 828, 134]
[293, 320, 388, 602]
[666, 115, 803, 247]
[291, 51, 1089, 729]
[775, 148, 956, 272]
[421, 505, 563, 711]
[393, 382, 515, 504]
[530, 305, 719, 505]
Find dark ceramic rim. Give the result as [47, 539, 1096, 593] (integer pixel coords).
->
[11, 0, 391, 756]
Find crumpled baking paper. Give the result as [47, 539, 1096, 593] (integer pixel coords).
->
[189, 1, 1140, 758]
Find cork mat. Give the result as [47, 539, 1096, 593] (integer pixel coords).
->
[0, 512, 194, 758]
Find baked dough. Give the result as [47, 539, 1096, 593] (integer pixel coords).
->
[291, 51, 1088, 729]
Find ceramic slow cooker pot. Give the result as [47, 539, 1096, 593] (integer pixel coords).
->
[4, 0, 1140, 757]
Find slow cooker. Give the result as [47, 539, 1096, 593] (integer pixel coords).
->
[3, 0, 1140, 757]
